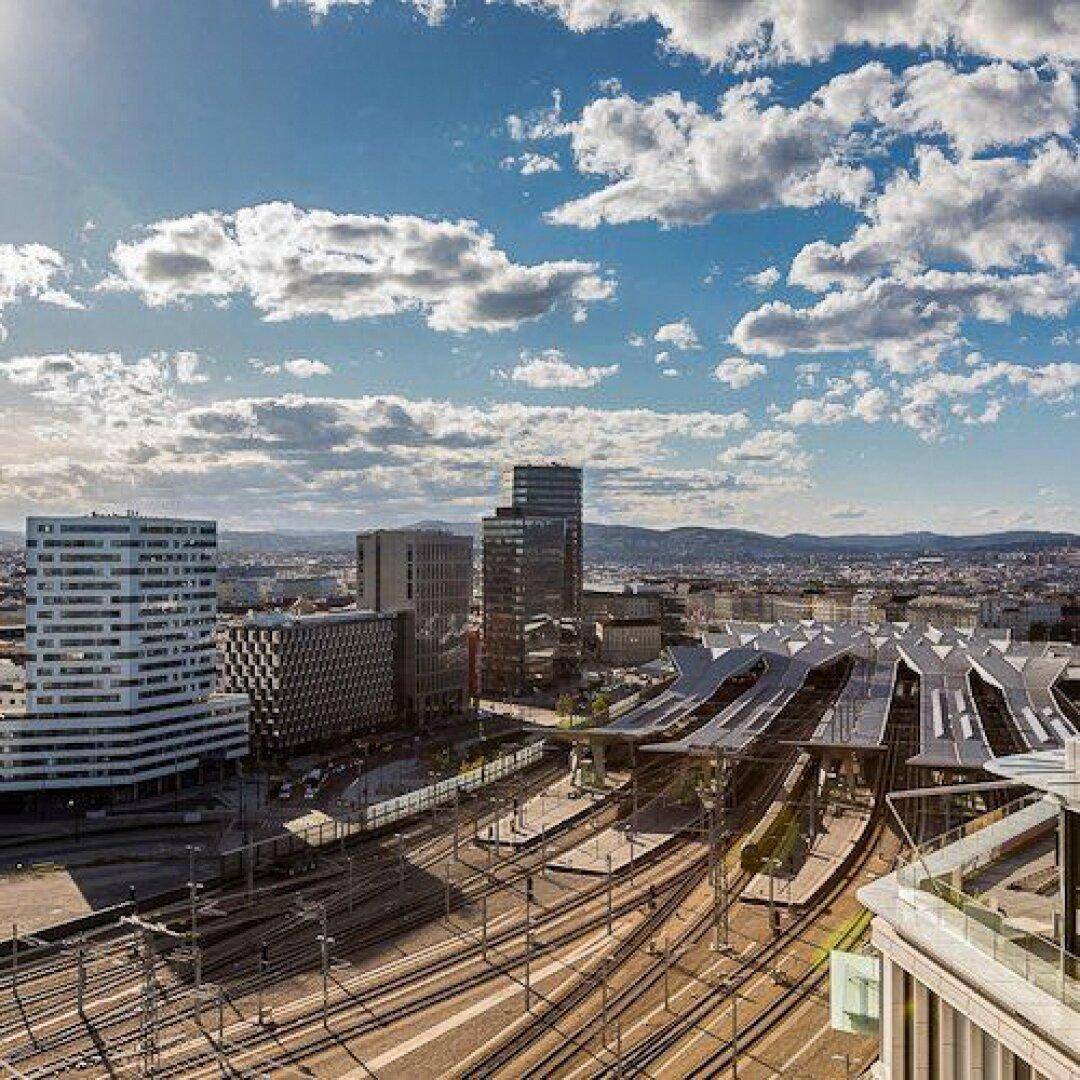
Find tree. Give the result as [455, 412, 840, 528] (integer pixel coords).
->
[555, 694, 576, 717]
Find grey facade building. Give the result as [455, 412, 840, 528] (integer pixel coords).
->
[218, 609, 405, 756]
[482, 465, 584, 697]
[357, 529, 472, 726]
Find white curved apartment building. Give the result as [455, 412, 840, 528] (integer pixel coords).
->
[0, 514, 249, 794]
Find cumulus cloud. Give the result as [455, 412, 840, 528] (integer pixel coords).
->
[249, 358, 330, 377]
[743, 266, 780, 291]
[499, 0, 1079, 69]
[272, 0, 451, 26]
[772, 385, 891, 426]
[106, 202, 614, 332]
[790, 145, 1080, 291]
[501, 151, 561, 175]
[893, 61, 1076, 156]
[713, 356, 767, 389]
[271, 1, 1078, 69]
[0, 243, 81, 339]
[0, 351, 766, 523]
[503, 348, 619, 389]
[655, 318, 701, 350]
[0, 351, 198, 441]
[545, 66, 893, 228]
[718, 428, 810, 471]
[734, 266, 1080, 371]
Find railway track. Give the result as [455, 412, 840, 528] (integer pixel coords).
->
[3, 762, 674, 1076]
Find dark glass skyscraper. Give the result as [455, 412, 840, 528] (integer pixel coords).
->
[481, 465, 584, 697]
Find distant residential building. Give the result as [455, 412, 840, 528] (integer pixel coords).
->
[595, 617, 662, 666]
[0, 657, 24, 716]
[907, 594, 980, 630]
[219, 609, 404, 755]
[583, 587, 662, 622]
[980, 596, 1065, 640]
[266, 574, 345, 605]
[357, 529, 472, 726]
[1, 515, 249, 796]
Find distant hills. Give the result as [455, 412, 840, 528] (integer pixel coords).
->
[222, 522, 1076, 563]
[1, 523, 1074, 563]
[580, 525, 1078, 564]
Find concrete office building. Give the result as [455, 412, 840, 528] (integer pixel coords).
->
[0, 515, 249, 796]
[357, 528, 472, 726]
[858, 742, 1080, 1079]
[219, 609, 405, 755]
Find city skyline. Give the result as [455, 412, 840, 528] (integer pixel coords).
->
[0, 1, 1076, 535]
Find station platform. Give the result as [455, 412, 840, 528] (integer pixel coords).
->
[806, 654, 897, 750]
[546, 800, 698, 875]
[475, 772, 627, 850]
[743, 799, 873, 908]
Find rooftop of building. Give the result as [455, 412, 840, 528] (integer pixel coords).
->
[228, 608, 393, 629]
[858, 758, 1080, 1064]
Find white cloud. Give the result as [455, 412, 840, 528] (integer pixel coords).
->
[733, 266, 1080, 371]
[504, 348, 619, 389]
[0, 243, 81, 339]
[655, 317, 700, 350]
[271, 1, 1078, 69]
[106, 202, 614, 332]
[771, 385, 891, 426]
[654, 350, 671, 366]
[828, 503, 868, 520]
[273, 0, 451, 26]
[285, 358, 332, 378]
[506, 90, 564, 141]
[719, 428, 810, 471]
[250, 356, 334, 378]
[893, 61, 1076, 156]
[790, 144, 1080, 291]
[627, 332, 646, 347]
[0, 352, 767, 524]
[175, 351, 210, 385]
[497, 0, 1079, 69]
[660, 367, 679, 377]
[743, 265, 780, 291]
[713, 356, 767, 389]
[501, 151, 561, 175]
[545, 66, 893, 228]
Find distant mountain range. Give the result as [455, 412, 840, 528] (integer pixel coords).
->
[1, 523, 1074, 563]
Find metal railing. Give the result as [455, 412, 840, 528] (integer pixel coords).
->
[893, 792, 1080, 1008]
[220, 740, 544, 879]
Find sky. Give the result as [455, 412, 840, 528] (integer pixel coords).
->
[0, 0, 1076, 534]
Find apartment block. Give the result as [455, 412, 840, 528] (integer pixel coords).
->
[0, 515, 249, 795]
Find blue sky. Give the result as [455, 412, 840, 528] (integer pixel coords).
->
[0, 0, 1075, 533]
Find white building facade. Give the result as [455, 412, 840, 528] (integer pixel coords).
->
[859, 750, 1080, 1079]
[0, 515, 248, 795]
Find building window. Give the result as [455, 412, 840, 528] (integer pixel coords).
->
[927, 990, 938, 1080]
[982, 1031, 999, 1080]
[903, 970, 914, 1080]
[952, 1011, 967, 1079]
